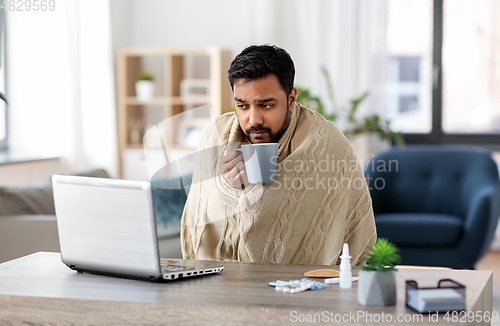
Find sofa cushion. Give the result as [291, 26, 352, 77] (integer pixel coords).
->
[375, 213, 463, 246]
[0, 168, 110, 216]
[0, 215, 60, 263]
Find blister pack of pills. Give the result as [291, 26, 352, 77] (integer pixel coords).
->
[268, 278, 328, 294]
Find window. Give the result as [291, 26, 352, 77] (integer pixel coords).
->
[385, 0, 500, 146]
[0, 9, 6, 150]
[388, 56, 422, 113]
[385, 0, 433, 134]
[442, 0, 500, 134]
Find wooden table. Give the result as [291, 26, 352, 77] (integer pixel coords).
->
[0, 252, 492, 325]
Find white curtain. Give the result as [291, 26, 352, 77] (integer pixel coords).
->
[66, 0, 118, 176]
[250, 0, 387, 126]
[247, 0, 388, 161]
[7, 0, 118, 177]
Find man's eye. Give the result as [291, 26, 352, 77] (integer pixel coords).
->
[262, 104, 274, 109]
[236, 104, 247, 109]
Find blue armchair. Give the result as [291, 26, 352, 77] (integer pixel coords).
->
[365, 146, 500, 269]
[150, 172, 193, 239]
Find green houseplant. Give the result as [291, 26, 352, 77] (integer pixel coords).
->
[361, 238, 400, 271]
[296, 67, 404, 147]
[136, 72, 155, 102]
[358, 238, 401, 306]
[138, 72, 154, 82]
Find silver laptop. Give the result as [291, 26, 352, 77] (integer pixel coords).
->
[52, 174, 224, 282]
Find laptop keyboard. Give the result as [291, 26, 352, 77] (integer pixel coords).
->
[161, 263, 197, 273]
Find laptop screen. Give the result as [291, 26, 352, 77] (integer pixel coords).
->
[52, 175, 161, 279]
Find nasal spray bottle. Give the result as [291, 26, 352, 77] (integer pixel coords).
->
[339, 243, 352, 288]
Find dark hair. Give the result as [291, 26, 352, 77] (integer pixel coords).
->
[228, 44, 295, 94]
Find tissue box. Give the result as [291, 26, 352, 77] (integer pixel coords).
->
[406, 279, 465, 313]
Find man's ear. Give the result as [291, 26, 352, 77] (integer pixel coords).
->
[288, 88, 297, 109]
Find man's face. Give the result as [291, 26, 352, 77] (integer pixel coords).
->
[233, 74, 296, 144]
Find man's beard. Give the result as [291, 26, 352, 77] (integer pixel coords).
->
[245, 104, 291, 143]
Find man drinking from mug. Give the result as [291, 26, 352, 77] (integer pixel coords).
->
[181, 44, 376, 265]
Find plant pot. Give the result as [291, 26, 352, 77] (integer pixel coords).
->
[135, 80, 155, 102]
[358, 269, 397, 306]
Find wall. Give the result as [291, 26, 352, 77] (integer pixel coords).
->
[110, 0, 253, 62]
[109, 0, 374, 111]
[109, 0, 382, 165]
[3, 0, 375, 186]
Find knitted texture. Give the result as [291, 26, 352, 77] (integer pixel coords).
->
[181, 103, 377, 265]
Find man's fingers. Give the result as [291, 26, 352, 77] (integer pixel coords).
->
[235, 168, 246, 184]
[226, 154, 244, 170]
[227, 161, 244, 180]
[224, 150, 240, 163]
[219, 153, 243, 171]
[231, 163, 246, 188]
[219, 151, 246, 188]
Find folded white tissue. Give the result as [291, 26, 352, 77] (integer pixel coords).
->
[407, 288, 465, 313]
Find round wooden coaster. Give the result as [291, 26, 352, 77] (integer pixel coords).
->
[304, 269, 340, 278]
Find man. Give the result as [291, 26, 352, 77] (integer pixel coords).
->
[181, 44, 376, 265]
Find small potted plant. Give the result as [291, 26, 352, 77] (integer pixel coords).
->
[135, 72, 155, 102]
[358, 238, 400, 306]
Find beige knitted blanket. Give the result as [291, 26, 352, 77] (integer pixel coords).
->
[181, 103, 376, 265]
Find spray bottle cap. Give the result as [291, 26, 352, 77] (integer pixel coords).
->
[340, 243, 351, 260]
[339, 243, 352, 288]
[339, 243, 351, 272]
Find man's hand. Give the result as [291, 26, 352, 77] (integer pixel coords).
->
[218, 150, 246, 189]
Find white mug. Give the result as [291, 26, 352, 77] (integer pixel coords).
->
[236, 143, 278, 183]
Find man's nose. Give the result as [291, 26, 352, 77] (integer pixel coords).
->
[248, 107, 263, 126]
